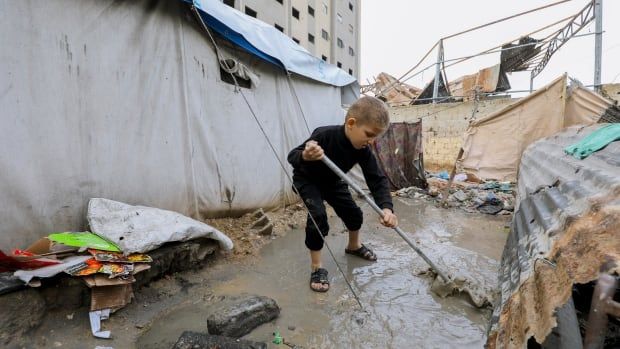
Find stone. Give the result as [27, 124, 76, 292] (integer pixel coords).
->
[0, 289, 46, 345]
[451, 190, 467, 202]
[207, 294, 280, 338]
[0, 274, 25, 295]
[172, 331, 267, 349]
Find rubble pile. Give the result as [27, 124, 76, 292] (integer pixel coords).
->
[395, 173, 515, 215]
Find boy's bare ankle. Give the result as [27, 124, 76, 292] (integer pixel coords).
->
[347, 243, 363, 250]
[311, 264, 322, 271]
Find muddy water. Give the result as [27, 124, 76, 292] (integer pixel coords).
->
[138, 198, 509, 349]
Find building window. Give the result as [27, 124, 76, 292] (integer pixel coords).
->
[337, 38, 344, 48]
[244, 6, 257, 18]
[275, 0, 283, 4]
[322, 2, 328, 14]
[349, 2, 353, 11]
[349, 24, 354, 33]
[293, 37, 300, 44]
[223, 0, 235, 8]
[308, 5, 315, 17]
[349, 46, 355, 56]
[337, 62, 342, 68]
[321, 55, 327, 61]
[337, 13, 342, 23]
[321, 29, 329, 41]
[274, 24, 284, 32]
[348, 68, 353, 75]
[308, 33, 315, 44]
[292, 7, 300, 19]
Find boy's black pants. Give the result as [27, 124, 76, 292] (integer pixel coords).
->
[293, 177, 363, 251]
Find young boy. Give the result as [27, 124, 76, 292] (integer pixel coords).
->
[287, 96, 398, 292]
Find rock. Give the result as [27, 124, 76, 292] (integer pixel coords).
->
[207, 295, 280, 338]
[477, 203, 503, 215]
[0, 273, 25, 295]
[451, 190, 467, 202]
[288, 325, 296, 331]
[0, 288, 46, 345]
[173, 331, 267, 349]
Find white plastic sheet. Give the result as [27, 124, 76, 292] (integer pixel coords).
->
[87, 198, 233, 254]
[0, 0, 354, 249]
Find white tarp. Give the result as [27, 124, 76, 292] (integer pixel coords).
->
[189, 0, 357, 87]
[0, 0, 355, 249]
[87, 198, 233, 254]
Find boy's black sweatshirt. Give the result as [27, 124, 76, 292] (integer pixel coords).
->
[287, 125, 393, 212]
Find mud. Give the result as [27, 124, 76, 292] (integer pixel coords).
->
[16, 197, 508, 349]
[139, 197, 509, 349]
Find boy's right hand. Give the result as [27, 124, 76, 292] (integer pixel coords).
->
[302, 141, 324, 161]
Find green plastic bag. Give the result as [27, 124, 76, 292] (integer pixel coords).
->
[48, 232, 121, 252]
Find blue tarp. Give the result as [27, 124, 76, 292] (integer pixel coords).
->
[185, 0, 357, 87]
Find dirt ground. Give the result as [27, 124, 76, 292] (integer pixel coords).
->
[204, 204, 309, 261]
[13, 198, 509, 349]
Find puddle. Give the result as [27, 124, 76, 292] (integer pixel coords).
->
[138, 198, 509, 349]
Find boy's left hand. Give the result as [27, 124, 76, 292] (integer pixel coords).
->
[380, 208, 398, 228]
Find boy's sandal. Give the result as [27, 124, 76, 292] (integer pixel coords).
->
[310, 268, 330, 292]
[345, 244, 377, 261]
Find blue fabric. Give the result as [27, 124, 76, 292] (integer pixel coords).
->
[184, 0, 357, 87]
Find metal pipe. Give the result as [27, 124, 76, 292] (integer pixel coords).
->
[432, 40, 444, 103]
[584, 273, 618, 349]
[594, 0, 603, 91]
[320, 156, 450, 282]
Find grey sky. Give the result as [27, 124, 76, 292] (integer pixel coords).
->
[361, 0, 620, 92]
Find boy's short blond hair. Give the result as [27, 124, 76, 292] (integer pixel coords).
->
[345, 96, 390, 129]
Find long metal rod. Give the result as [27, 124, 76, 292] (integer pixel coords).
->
[593, 0, 603, 91]
[441, 0, 572, 40]
[320, 156, 450, 282]
[432, 40, 444, 103]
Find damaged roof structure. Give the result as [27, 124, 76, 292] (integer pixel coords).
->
[486, 124, 620, 348]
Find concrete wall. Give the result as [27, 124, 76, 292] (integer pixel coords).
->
[389, 98, 517, 171]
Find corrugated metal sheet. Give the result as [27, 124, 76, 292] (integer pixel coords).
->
[487, 124, 620, 348]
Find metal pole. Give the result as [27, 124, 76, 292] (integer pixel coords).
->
[320, 156, 450, 283]
[530, 71, 535, 93]
[432, 40, 444, 103]
[594, 0, 603, 91]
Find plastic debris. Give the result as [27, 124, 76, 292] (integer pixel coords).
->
[89, 309, 111, 338]
[48, 232, 120, 252]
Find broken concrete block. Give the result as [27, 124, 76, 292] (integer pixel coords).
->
[248, 209, 273, 236]
[0, 289, 46, 345]
[452, 190, 467, 202]
[173, 331, 267, 349]
[207, 294, 280, 338]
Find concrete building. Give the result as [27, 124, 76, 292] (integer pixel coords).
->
[221, 0, 360, 80]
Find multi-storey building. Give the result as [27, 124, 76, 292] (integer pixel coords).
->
[220, 0, 360, 80]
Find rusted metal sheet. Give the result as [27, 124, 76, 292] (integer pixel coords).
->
[372, 121, 427, 189]
[486, 124, 620, 348]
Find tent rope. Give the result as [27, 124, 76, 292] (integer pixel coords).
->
[191, 6, 364, 309]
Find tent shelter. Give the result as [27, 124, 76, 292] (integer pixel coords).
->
[0, 0, 358, 249]
[459, 75, 617, 182]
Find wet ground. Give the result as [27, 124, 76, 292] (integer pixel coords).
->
[137, 197, 509, 349]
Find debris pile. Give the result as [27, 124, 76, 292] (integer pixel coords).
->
[395, 173, 515, 215]
[0, 198, 233, 340]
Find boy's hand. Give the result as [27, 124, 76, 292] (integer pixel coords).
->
[380, 208, 398, 228]
[302, 140, 324, 161]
